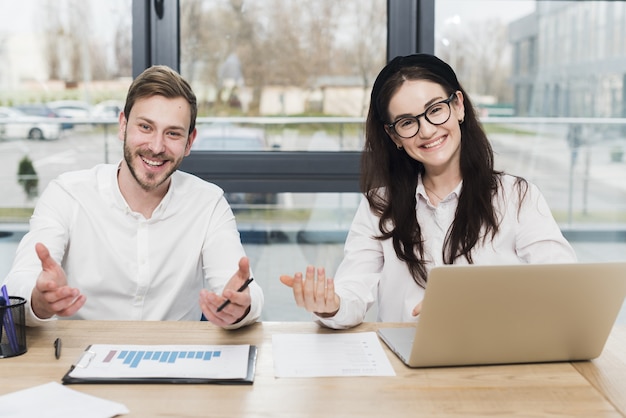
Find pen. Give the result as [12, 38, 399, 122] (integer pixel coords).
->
[0, 298, 5, 348]
[54, 338, 62, 359]
[216, 277, 254, 312]
[1, 285, 19, 353]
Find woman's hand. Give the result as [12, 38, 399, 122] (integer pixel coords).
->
[412, 301, 422, 317]
[280, 265, 340, 318]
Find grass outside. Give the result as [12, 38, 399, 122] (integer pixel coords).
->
[483, 123, 536, 136]
[552, 210, 626, 224]
[2, 206, 626, 226]
[233, 208, 312, 223]
[0, 207, 34, 223]
[0, 207, 316, 224]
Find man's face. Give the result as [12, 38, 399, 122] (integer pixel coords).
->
[119, 95, 196, 192]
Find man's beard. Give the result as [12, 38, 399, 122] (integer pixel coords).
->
[123, 131, 180, 192]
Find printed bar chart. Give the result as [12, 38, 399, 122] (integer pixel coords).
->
[107, 349, 222, 368]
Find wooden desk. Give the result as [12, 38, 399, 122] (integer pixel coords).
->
[1, 321, 625, 418]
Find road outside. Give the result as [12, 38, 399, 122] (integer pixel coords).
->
[1, 126, 123, 208]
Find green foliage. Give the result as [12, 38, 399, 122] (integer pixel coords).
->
[483, 123, 535, 136]
[17, 156, 39, 199]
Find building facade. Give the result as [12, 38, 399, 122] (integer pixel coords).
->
[509, 1, 626, 119]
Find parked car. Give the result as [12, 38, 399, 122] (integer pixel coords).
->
[47, 100, 93, 129]
[0, 106, 62, 141]
[13, 104, 72, 130]
[91, 100, 124, 121]
[47, 100, 92, 119]
[90, 100, 124, 128]
[191, 124, 277, 205]
[191, 124, 267, 151]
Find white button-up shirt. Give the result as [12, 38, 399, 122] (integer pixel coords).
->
[4, 163, 263, 327]
[317, 174, 577, 329]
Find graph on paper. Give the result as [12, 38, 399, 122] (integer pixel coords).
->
[108, 348, 222, 368]
[68, 344, 250, 380]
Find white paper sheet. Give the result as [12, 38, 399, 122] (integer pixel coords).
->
[272, 332, 396, 377]
[0, 382, 129, 418]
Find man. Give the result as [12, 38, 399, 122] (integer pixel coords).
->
[3, 65, 263, 328]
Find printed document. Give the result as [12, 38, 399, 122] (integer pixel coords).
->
[272, 332, 395, 377]
[65, 344, 253, 382]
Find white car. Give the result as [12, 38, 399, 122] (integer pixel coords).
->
[191, 124, 277, 205]
[91, 100, 124, 121]
[47, 100, 92, 119]
[191, 124, 266, 151]
[0, 107, 62, 141]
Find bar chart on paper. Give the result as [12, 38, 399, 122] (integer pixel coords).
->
[68, 344, 251, 380]
[110, 348, 222, 368]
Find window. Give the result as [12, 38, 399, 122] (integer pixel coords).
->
[1, 0, 624, 322]
[436, 1, 626, 267]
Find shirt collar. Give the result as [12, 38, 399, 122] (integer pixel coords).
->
[109, 161, 176, 220]
[417, 174, 463, 203]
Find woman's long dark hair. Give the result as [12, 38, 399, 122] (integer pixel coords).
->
[361, 54, 527, 288]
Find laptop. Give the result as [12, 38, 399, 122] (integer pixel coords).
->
[377, 262, 626, 368]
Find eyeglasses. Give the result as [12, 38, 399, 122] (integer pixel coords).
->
[386, 93, 456, 139]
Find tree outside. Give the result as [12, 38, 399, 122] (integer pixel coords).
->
[17, 156, 38, 200]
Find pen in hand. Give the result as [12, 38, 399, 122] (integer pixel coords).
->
[216, 277, 254, 312]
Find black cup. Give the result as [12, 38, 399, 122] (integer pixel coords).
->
[0, 296, 27, 358]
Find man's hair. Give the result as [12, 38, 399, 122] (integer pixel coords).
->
[123, 65, 198, 134]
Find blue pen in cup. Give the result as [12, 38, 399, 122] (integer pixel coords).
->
[0, 297, 5, 347]
[1, 285, 21, 355]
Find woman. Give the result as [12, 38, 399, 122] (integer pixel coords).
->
[280, 53, 577, 329]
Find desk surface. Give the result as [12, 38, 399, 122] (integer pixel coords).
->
[1, 321, 625, 418]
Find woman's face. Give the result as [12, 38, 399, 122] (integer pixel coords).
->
[385, 79, 465, 175]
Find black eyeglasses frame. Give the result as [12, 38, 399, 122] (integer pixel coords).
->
[386, 92, 457, 139]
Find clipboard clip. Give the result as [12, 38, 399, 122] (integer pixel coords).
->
[74, 349, 96, 369]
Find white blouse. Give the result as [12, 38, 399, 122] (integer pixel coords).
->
[317, 174, 577, 329]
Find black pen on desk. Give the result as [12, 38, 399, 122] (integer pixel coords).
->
[216, 277, 254, 312]
[54, 338, 62, 359]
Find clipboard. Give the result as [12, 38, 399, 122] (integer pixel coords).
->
[62, 344, 257, 385]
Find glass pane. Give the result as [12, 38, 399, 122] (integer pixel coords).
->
[436, 1, 626, 323]
[0, 1, 132, 289]
[0, 192, 362, 322]
[0, 0, 131, 215]
[180, 0, 387, 151]
[435, 1, 626, 254]
[235, 192, 360, 320]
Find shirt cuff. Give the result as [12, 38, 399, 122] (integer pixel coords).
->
[313, 300, 360, 329]
[25, 300, 57, 327]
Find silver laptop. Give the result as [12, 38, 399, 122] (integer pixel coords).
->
[377, 262, 626, 368]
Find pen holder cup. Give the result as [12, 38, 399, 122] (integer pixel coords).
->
[0, 296, 27, 358]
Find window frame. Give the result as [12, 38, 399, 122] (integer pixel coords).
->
[131, 0, 434, 194]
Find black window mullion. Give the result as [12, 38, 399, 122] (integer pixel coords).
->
[132, 0, 180, 77]
[180, 152, 361, 193]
